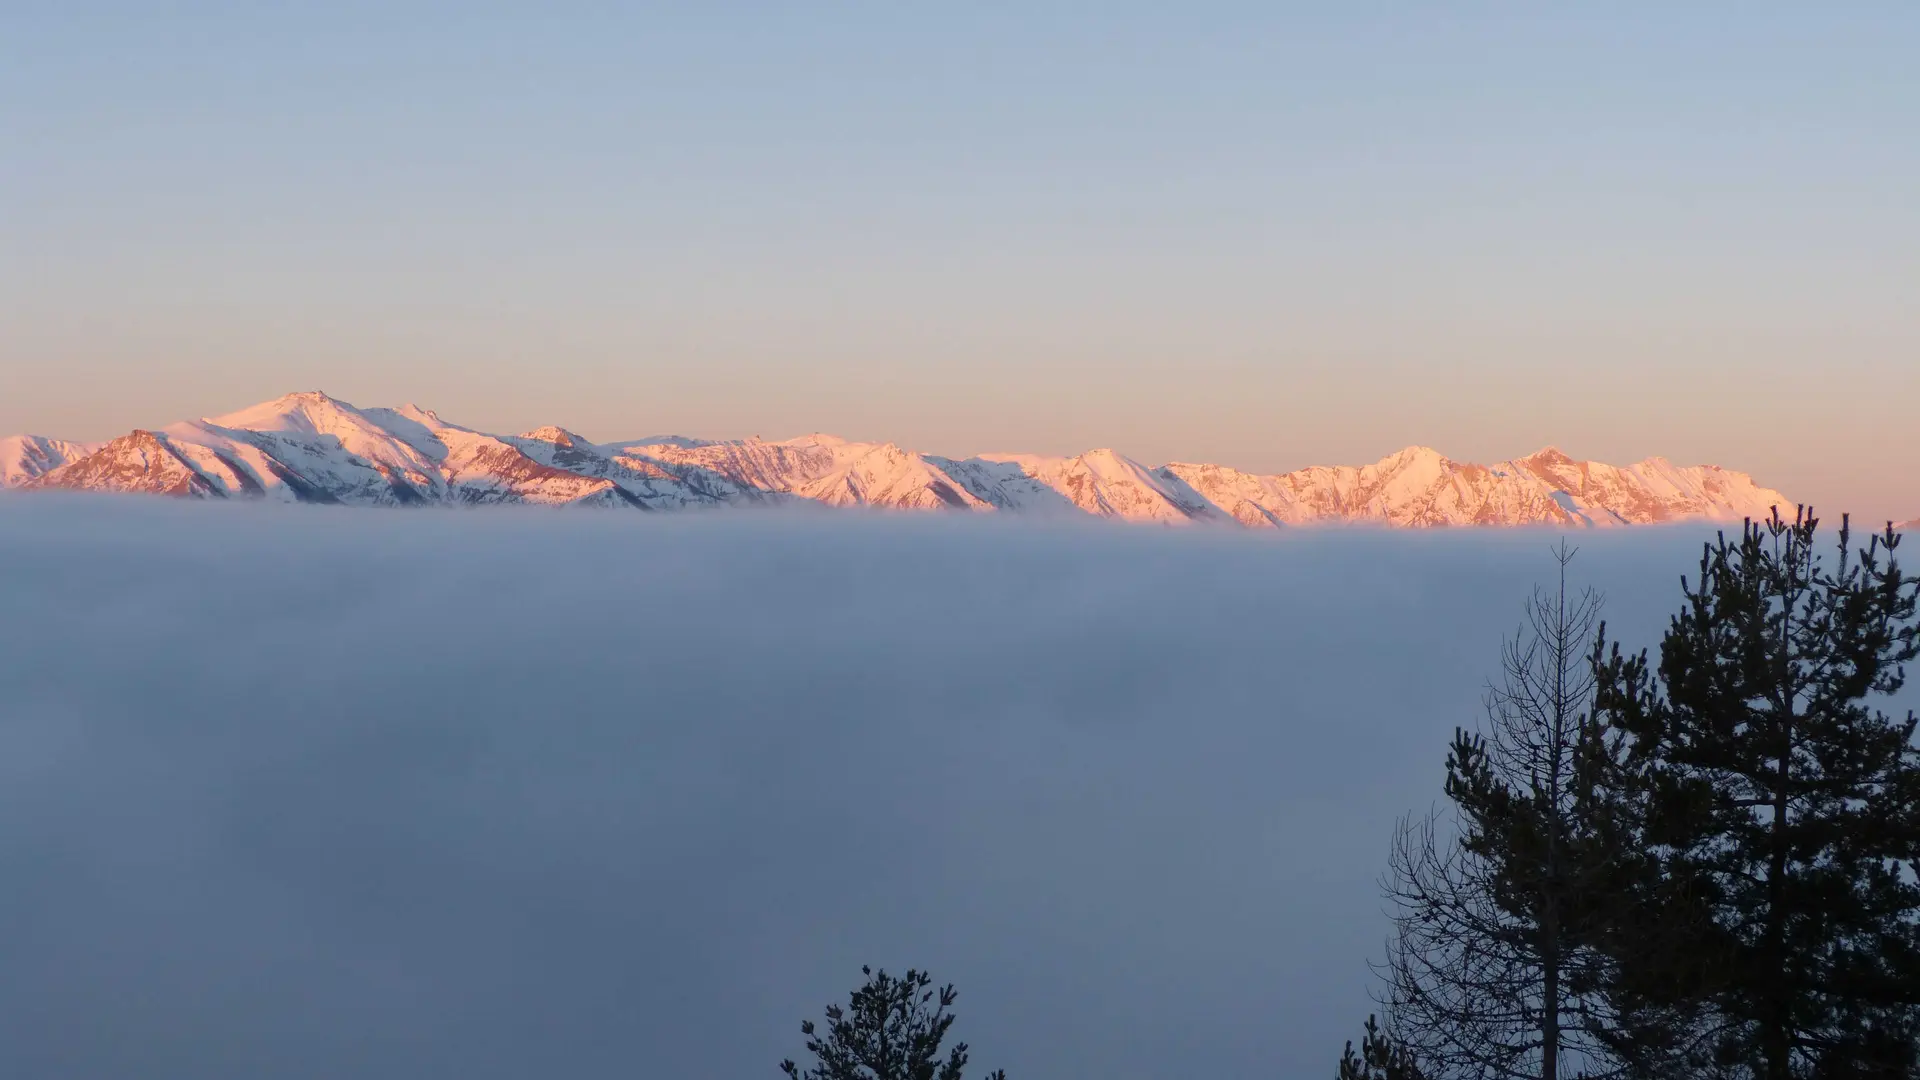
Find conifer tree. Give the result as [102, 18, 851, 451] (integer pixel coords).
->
[781, 966, 1007, 1080]
[1376, 544, 1632, 1079]
[1590, 510, 1920, 1079]
[1339, 1014, 1428, 1080]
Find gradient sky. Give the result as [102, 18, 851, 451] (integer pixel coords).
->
[4, 3, 1916, 521]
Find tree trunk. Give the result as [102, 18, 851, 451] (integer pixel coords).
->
[1764, 725, 1792, 1080]
[1541, 926, 1560, 1080]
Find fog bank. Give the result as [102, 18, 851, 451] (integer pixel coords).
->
[1, 500, 1885, 1077]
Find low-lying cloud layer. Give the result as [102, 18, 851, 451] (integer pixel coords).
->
[1, 499, 1901, 1077]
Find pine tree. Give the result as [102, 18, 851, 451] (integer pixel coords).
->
[1591, 510, 1920, 1078]
[1339, 1014, 1428, 1080]
[780, 966, 1007, 1080]
[1376, 545, 1631, 1079]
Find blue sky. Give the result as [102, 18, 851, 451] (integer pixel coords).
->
[4, 4, 1916, 520]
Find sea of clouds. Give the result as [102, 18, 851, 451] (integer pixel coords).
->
[0, 497, 1909, 1078]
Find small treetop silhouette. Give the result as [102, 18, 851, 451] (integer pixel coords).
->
[781, 966, 1006, 1080]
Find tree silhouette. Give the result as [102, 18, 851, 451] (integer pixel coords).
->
[1377, 544, 1632, 1079]
[1340, 1014, 1428, 1080]
[1592, 510, 1920, 1078]
[781, 966, 1006, 1080]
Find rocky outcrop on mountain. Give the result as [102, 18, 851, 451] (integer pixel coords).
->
[29, 430, 228, 498]
[7, 391, 1796, 528]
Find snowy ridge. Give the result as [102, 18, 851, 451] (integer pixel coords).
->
[1, 435, 100, 486]
[6, 391, 1797, 528]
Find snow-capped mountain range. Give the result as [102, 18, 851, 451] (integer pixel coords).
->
[2, 391, 1805, 528]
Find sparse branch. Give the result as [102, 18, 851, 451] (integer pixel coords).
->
[1369, 543, 1634, 1080]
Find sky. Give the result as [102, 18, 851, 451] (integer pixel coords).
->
[3, 4, 1916, 522]
[11, 499, 1888, 1078]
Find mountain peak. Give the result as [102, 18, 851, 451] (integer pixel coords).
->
[270, 389, 355, 413]
[392, 404, 444, 426]
[520, 425, 591, 448]
[207, 390, 367, 433]
[1077, 447, 1140, 466]
[0, 434, 101, 486]
[1379, 445, 1449, 466]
